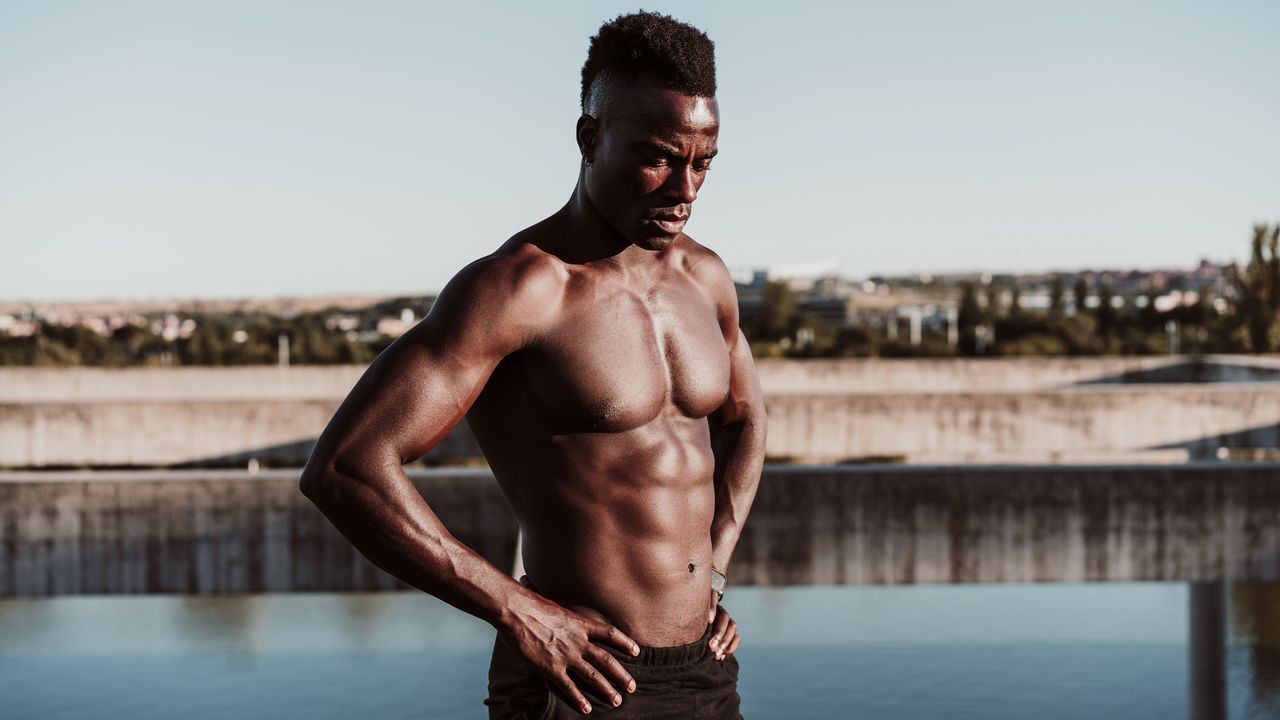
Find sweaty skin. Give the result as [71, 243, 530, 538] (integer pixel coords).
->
[301, 76, 766, 715]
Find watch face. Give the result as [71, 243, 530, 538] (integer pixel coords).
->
[711, 571, 727, 594]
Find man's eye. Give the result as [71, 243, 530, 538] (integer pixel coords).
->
[647, 156, 669, 167]
[695, 161, 713, 172]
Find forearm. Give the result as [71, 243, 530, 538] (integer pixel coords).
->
[708, 414, 766, 575]
[300, 459, 535, 631]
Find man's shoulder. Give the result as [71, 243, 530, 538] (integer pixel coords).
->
[445, 242, 569, 314]
[415, 242, 567, 353]
[674, 234, 735, 302]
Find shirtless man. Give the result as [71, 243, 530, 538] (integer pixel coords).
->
[300, 11, 765, 718]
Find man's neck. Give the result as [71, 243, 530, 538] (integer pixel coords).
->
[549, 180, 655, 272]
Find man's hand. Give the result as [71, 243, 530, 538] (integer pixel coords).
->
[706, 591, 739, 661]
[502, 596, 640, 715]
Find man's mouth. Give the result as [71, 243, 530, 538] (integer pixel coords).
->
[647, 209, 689, 235]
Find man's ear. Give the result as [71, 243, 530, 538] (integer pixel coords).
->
[575, 114, 598, 165]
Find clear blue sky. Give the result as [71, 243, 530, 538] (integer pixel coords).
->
[2, 0, 1278, 301]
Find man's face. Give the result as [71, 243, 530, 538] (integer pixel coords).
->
[580, 76, 720, 251]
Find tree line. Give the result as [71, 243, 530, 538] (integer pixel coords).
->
[743, 223, 1278, 358]
[0, 311, 381, 367]
[4, 224, 1278, 366]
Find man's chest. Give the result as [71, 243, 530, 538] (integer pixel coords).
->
[512, 274, 731, 433]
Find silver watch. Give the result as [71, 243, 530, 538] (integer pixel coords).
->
[710, 569, 727, 599]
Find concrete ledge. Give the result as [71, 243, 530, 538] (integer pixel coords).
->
[764, 385, 1280, 462]
[0, 469, 514, 596]
[3, 464, 1280, 596]
[6, 358, 1279, 468]
[739, 463, 1280, 585]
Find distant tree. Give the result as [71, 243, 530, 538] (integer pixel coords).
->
[182, 314, 234, 365]
[1139, 283, 1162, 328]
[1227, 223, 1280, 352]
[39, 323, 111, 366]
[0, 335, 38, 365]
[957, 282, 982, 355]
[832, 325, 877, 357]
[984, 282, 1000, 321]
[1096, 281, 1116, 337]
[758, 281, 798, 342]
[1073, 276, 1089, 316]
[1192, 283, 1216, 327]
[111, 323, 170, 366]
[1009, 285, 1023, 320]
[1049, 275, 1066, 317]
[33, 333, 80, 366]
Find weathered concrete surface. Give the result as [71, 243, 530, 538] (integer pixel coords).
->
[4, 464, 1280, 596]
[8, 387, 1274, 467]
[0, 365, 367, 402]
[3, 357, 1279, 467]
[5, 355, 1276, 401]
[0, 469, 515, 596]
[737, 464, 1280, 586]
[765, 385, 1280, 463]
[0, 400, 479, 468]
[754, 354, 1280, 393]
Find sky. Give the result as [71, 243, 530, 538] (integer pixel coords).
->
[2, 0, 1279, 301]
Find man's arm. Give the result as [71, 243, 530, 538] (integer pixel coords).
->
[299, 253, 638, 715]
[692, 249, 768, 660]
[708, 323, 767, 575]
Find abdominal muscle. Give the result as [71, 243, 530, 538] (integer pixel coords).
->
[520, 488, 716, 647]
[487, 417, 719, 647]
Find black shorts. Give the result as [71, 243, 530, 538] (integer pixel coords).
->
[485, 622, 743, 719]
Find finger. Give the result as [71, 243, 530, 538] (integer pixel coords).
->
[556, 671, 593, 715]
[717, 620, 738, 660]
[708, 606, 731, 652]
[574, 658, 624, 709]
[590, 620, 640, 657]
[586, 644, 636, 694]
[726, 634, 740, 656]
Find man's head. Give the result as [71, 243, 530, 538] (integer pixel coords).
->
[576, 11, 719, 251]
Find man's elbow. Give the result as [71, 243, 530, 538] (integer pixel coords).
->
[298, 456, 333, 503]
[300, 448, 389, 507]
[299, 451, 353, 506]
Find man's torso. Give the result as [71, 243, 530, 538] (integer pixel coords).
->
[466, 231, 733, 646]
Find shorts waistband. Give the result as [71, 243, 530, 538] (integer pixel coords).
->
[519, 575, 713, 668]
[617, 623, 714, 668]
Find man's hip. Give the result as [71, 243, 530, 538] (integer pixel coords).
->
[485, 622, 743, 719]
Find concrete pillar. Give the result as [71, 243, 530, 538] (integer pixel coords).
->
[277, 333, 290, 367]
[1189, 581, 1226, 720]
[946, 307, 959, 348]
[908, 307, 922, 346]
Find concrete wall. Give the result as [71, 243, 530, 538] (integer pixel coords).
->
[6, 355, 1277, 401]
[0, 469, 515, 596]
[3, 357, 1279, 468]
[0, 365, 367, 402]
[754, 354, 1280, 393]
[4, 464, 1280, 596]
[0, 399, 481, 468]
[765, 385, 1280, 463]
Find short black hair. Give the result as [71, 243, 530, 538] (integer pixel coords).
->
[580, 10, 716, 114]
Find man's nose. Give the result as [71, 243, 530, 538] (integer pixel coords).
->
[665, 165, 698, 204]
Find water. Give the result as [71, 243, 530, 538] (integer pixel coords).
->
[1, 583, 1276, 719]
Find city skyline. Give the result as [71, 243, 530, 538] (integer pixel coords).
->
[3, 1, 1279, 301]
